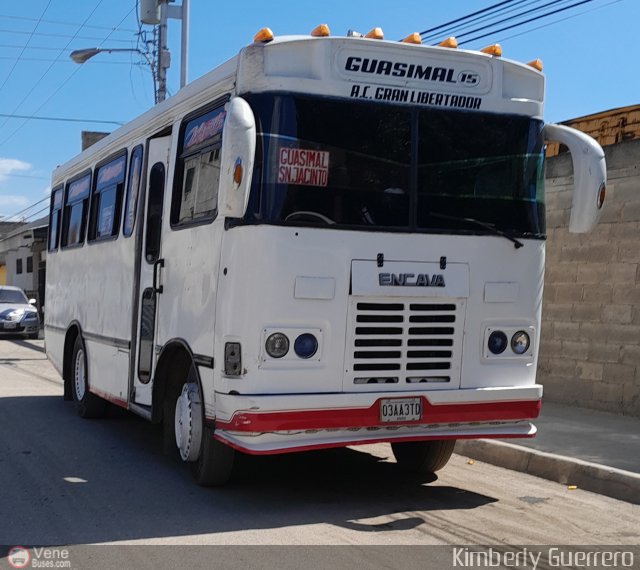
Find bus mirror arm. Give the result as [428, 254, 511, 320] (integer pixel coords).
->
[543, 123, 607, 234]
[220, 97, 257, 219]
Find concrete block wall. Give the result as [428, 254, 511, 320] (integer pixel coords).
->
[540, 139, 640, 417]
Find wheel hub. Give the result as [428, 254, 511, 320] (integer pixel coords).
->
[174, 383, 203, 462]
[74, 348, 86, 400]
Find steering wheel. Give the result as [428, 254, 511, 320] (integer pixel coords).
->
[285, 211, 336, 225]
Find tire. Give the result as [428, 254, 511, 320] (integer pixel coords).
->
[189, 425, 235, 487]
[169, 365, 235, 486]
[391, 439, 456, 474]
[71, 335, 107, 418]
[28, 332, 39, 340]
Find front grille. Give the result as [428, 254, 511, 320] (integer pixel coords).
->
[345, 298, 465, 390]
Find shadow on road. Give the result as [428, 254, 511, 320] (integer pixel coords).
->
[2, 337, 45, 353]
[0, 394, 497, 545]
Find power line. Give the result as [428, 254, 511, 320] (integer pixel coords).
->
[423, 0, 575, 44]
[0, 5, 137, 151]
[0, 1, 107, 135]
[0, 56, 140, 65]
[0, 173, 49, 181]
[0, 0, 53, 96]
[0, 28, 134, 44]
[419, 0, 517, 36]
[0, 43, 88, 52]
[458, 0, 596, 44]
[0, 197, 50, 223]
[0, 13, 137, 33]
[0, 113, 124, 126]
[421, 0, 542, 43]
[494, 0, 624, 42]
[451, 0, 575, 42]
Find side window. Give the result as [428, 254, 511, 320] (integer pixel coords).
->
[171, 105, 225, 226]
[88, 153, 127, 242]
[48, 186, 63, 252]
[61, 173, 91, 248]
[123, 145, 143, 237]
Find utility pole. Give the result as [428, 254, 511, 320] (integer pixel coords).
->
[139, 0, 189, 103]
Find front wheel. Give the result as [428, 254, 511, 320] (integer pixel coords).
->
[391, 439, 456, 474]
[71, 336, 107, 418]
[172, 367, 235, 486]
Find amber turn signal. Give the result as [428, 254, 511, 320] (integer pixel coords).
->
[233, 159, 243, 185]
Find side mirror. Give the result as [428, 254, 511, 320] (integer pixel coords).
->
[219, 97, 256, 219]
[544, 123, 606, 233]
[29, 298, 37, 305]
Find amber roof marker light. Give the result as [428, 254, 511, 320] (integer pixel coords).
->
[480, 43, 502, 56]
[365, 27, 384, 40]
[253, 28, 274, 43]
[527, 59, 543, 71]
[311, 24, 330, 37]
[438, 37, 458, 48]
[401, 33, 421, 44]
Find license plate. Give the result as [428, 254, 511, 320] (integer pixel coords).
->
[3, 322, 17, 330]
[380, 398, 422, 423]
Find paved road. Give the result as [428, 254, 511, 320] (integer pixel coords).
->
[1, 338, 638, 549]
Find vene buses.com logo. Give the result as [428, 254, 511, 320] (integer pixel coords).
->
[7, 547, 30, 569]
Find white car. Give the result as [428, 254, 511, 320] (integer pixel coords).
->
[0, 285, 40, 339]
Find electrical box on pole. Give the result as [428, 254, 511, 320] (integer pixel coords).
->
[140, 0, 161, 25]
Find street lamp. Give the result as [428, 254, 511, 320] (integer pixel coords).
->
[70, 47, 159, 103]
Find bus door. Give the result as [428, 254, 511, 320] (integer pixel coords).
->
[133, 135, 171, 406]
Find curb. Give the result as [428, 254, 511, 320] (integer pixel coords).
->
[454, 439, 640, 505]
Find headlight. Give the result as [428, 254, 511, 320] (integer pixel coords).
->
[487, 331, 508, 355]
[265, 333, 289, 358]
[293, 333, 318, 359]
[511, 331, 530, 354]
[23, 311, 39, 320]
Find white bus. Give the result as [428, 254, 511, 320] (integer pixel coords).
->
[45, 26, 606, 486]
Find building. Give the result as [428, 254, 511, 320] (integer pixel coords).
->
[541, 104, 640, 417]
[0, 217, 48, 310]
[0, 221, 26, 285]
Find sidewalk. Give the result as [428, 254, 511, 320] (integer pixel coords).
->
[455, 402, 640, 504]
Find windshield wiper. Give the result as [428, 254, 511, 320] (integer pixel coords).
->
[428, 212, 524, 249]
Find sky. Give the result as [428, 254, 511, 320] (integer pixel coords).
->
[0, 0, 637, 219]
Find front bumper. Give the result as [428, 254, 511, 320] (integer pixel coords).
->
[211, 385, 542, 454]
[0, 321, 39, 335]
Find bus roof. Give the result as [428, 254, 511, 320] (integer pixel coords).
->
[53, 34, 544, 185]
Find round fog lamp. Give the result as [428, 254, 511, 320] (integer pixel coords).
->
[265, 333, 289, 358]
[294, 333, 318, 359]
[488, 331, 508, 355]
[511, 331, 530, 354]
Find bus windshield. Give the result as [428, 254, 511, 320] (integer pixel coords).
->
[243, 93, 545, 238]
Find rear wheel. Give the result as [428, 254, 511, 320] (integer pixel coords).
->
[71, 336, 107, 418]
[391, 439, 456, 474]
[170, 365, 235, 486]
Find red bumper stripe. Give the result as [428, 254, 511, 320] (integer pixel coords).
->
[214, 430, 536, 456]
[215, 398, 541, 432]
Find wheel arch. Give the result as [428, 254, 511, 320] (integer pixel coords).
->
[151, 338, 202, 423]
[62, 321, 83, 401]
